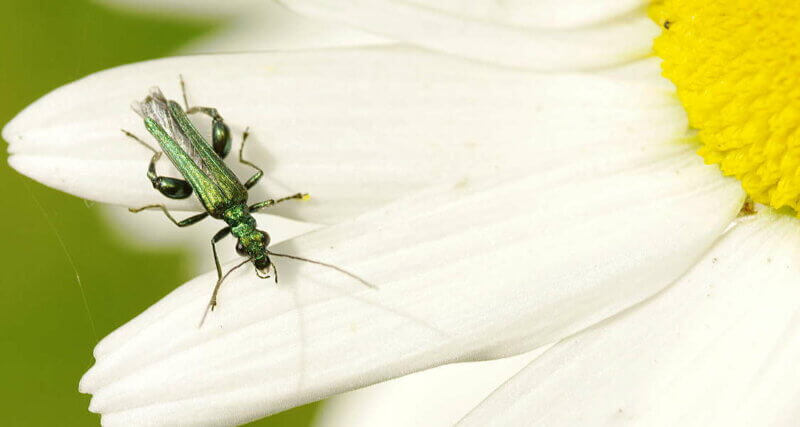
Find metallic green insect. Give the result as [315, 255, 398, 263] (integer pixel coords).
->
[124, 79, 369, 315]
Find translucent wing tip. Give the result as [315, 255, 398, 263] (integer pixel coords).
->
[130, 101, 144, 118]
[132, 87, 169, 119]
[147, 87, 166, 102]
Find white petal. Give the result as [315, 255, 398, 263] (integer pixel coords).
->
[386, 0, 648, 29]
[6, 48, 678, 224]
[597, 57, 675, 89]
[177, 1, 390, 54]
[317, 348, 547, 427]
[460, 211, 800, 427]
[278, 0, 659, 71]
[102, 207, 321, 275]
[180, 16, 389, 55]
[101, 0, 646, 30]
[78, 131, 743, 425]
[100, 0, 389, 52]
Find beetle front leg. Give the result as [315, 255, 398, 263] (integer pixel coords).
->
[209, 227, 232, 310]
[249, 193, 308, 213]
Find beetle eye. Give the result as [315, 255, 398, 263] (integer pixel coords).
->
[260, 231, 271, 247]
[255, 256, 271, 272]
[235, 240, 247, 256]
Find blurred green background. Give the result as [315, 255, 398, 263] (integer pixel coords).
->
[0, 1, 317, 425]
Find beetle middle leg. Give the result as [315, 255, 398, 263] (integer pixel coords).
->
[122, 129, 193, 200]
[237, 127, 266, 190]
[233, 129, 308, 211]
[243, 130, 308, 212]
[128, 204, 209, 227]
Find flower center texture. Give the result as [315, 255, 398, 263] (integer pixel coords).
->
[650, 0, 800, 213]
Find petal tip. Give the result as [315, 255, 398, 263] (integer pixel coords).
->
[87, 395, 103, 413]
[79, 366, 101, 395]
[2, 114, 24, 150]
[6, 153, 22, 172]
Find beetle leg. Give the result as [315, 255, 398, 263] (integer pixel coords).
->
[121, 129, 158, 154]
[179, 76, 232, 159]
[210, 227, 231, 280]
[180, 75, 221, 118]
[128, 205, 209, 227]
[179, 74, 190, 111]
[237, 127, 266, 189]
[122, 129, 194, 200]
[209, 227, 232, 310]
[249, 193, 308, 212]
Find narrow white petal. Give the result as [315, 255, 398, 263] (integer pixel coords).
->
[278, 0, 659, 71]
[101, 0, 647, 31]
[177, 1, 390, 54]
[317, 348, 546, 427]
[103, 207, 320, 275]
[460, 211, 800, 427]
[6, 48, 676, 224]
[78, 133, 743, 425]
[400, 0, 648, 29]
[180, 15, 389, 55]
[101, 0, 389, 53]
[597, 57, 675, 89]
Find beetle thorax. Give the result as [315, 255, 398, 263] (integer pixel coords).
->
[222, 205, 257, 239]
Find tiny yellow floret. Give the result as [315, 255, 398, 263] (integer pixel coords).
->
[650, 0, 800, 213]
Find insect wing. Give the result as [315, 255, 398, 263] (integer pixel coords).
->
[133, 88, 233, 215]
[166, 100, 247, 204]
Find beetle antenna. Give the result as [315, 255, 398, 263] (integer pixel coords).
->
[199, 257, 253, 328]
[267, 250, 376, 289]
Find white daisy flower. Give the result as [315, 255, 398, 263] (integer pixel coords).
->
[5, 0, 797, 426]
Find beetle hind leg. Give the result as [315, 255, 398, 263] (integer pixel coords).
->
[122, 129, 194, 200]
[179, 75, 232, 159]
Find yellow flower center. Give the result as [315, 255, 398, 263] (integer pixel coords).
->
[650, 0, 800, 213]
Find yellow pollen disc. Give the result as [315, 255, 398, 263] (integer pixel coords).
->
[650, 0, 800, 213]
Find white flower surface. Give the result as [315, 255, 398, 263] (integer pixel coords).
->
[460, 212, 800, 427]
[316, 348, 547, 427]
[278, 0, 658, 70]
[5, 1, 795, 427]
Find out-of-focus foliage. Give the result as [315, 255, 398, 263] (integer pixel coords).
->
[0, 1, 318, 425]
